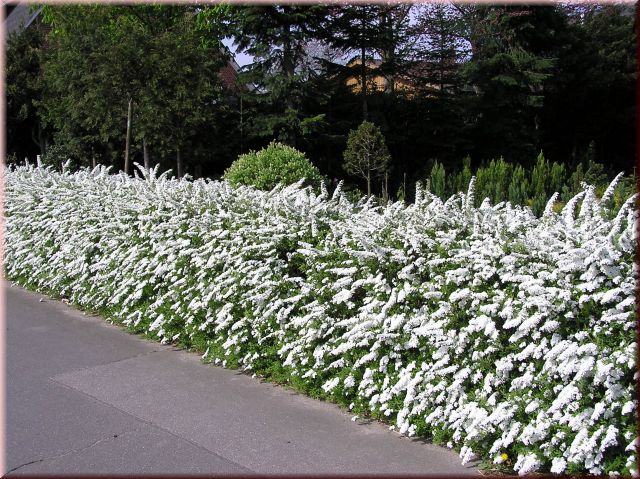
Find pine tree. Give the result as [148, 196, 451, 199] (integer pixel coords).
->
[461, 5, 558, 164]
[318, 5, 390, 121]
[448, 156, 473, 194]
[228, 5, 328, 147]
[540, 4, 635, 175]
[508, 164, 530, 205]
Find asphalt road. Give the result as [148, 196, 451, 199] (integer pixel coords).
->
[5, 282, 478, 475]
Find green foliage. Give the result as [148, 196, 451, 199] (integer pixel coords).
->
[5, 24, 46, 162]
[429, 161, 446, 199]
[462, 6, 558, 163]
[39, 5, 231, 174]
[41, 144, 79, 171]
[508, 165, 529, 205]
[343, 121, 391, 196]
[227, 5, 329, 147]
[541, 5, 635, 176]
[428, 151, 631, 217]
[475, 157, 513, 204]
[6, 4, 635, 198]
[223, 141, 322, 191]
[447, 156, 473, 196]
[530, 151, 566, 215]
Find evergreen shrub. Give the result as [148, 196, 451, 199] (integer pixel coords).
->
[224, 141, 322, 191]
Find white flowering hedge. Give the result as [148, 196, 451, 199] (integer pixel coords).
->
[4, 164, 638, 475]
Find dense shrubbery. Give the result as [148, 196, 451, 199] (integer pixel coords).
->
[223, 141, 323, 191]
[5, 165, 637, 475]
[430, 154, 635, 216]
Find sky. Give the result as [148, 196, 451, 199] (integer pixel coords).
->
[222, 37, 254, 68]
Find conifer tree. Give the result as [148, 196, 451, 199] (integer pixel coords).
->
[461, 6, 558, 164]
[429, 160, 447, 199]
[228, 5, 328, 147]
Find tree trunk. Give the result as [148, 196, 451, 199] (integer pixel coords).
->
[239, 96, 244, 154]
[361, 45, 368, 121]
[143, 137, 151, 171]
[366, 171, 371, 197]
[37, 121, 46, 157]
[124, 97, 133, 175]
[380, 11, 395, 95]
[282, 16, 297, 146]
[360, 6, 368, 120]
[91, 146, 96, 169]
[176, 147, 183, 179]
[383, 171, 389, 202]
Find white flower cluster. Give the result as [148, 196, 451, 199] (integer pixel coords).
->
[4, 164, 637, 475]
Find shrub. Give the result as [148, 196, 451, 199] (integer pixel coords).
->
[475, 157, 514, 205]
[447, 156, 473, 199]
[5, 165, 637, 476]
[223, 141, 322, 191]
[429, 160, 446, 199]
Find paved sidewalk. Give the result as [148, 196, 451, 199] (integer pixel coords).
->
[6, 282, 478, 475]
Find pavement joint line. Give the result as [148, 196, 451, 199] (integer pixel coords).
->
[45, 347, 166, 378]
[46, 376, 258, 475]
[6, 429, 142, 474]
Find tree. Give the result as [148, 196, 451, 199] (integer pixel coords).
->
[5, 24, 47, 163]
[374, 4, 416, 96]
[343, 121, 390, 196]
[530, 151, 566, 215]
[318, 5, 386, 121]
[461, 5, 558, 165]
[227, 5, 328, 148]
[413, 4, 466, 92]
[508, 164, 530, 206]
[132, 7, 228, 177]
[408, 4, 471, 171]
[39, 6, 120, 167]
[540, 4, 635, 174]
[39, 5, 230, 175]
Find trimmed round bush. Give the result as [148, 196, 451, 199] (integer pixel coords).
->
[223, 141, 322, 191]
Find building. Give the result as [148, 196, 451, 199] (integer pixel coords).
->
[343, 57, 457, 97]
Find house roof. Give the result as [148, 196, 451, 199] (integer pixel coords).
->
[218, 58, 243, 91]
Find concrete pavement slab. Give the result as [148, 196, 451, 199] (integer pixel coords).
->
[10, 423, 252, 475]
[6, 282, 478, 475]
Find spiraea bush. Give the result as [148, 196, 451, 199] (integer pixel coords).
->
[223, 141, 322, 192]
[5, 164, 637, 475]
